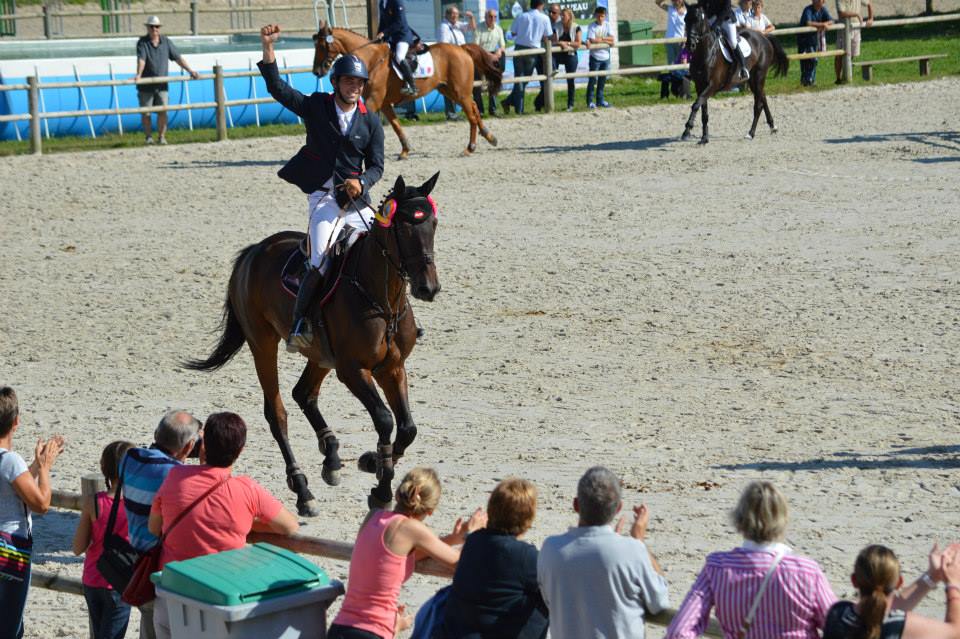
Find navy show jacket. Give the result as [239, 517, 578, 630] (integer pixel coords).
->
[257, 60, 384, 204]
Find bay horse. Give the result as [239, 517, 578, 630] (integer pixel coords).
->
[681, 4, 789, 144]
[313, 21, 502, 158]
[185, 173, 441, 514]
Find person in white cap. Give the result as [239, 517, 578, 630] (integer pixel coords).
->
[134, 16, 199, 144]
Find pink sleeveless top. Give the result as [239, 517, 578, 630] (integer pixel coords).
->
[82, 491, 128, 589]
[333, 511, 416, 639]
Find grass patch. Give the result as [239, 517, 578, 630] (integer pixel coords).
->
[2, 16, 956, 155]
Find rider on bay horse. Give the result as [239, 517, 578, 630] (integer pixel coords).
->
[704, 0, 750, 81]
[377, 0, 418, 96]
[257, 24, 385, 352]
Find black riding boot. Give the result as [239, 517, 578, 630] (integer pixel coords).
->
[734, 47, 750, 82]
[287, 266, 323, 352]
[398, 59, 417, 96]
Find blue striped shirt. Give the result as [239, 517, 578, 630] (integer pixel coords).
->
[120, 447, 181, 552]
[509, 8, 553, 48]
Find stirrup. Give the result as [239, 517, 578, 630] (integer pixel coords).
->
[286, 318, 313, 352]
[401, 81, 417, 95]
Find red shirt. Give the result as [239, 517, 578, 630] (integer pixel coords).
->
[151, 465, 283, 567]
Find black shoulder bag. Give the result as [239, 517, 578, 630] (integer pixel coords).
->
[96, 458, 141, 592]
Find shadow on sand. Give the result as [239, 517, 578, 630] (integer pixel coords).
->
[717, 444, 960, 472]
[823, 130, 960, 164]
[522, 137, 678, 154]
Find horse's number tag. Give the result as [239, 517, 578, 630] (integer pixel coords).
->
[325, 35, 334, 43]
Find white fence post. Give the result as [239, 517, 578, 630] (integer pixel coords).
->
[28, 76, 41, 154]
[214, 65, 228, 141]
[543, 38, 554, 114]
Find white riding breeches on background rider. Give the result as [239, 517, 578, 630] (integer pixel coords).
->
[393, 40, 409, 65]
[307, 178, 375, 269]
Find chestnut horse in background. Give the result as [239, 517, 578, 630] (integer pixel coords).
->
[185, 174, 442, 514]
[313, 21, 502, 158]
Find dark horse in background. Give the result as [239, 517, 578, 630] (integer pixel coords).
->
[186, 173, 441, 514]
[681, 4, 789, 144]
[313, 21, 503, 159]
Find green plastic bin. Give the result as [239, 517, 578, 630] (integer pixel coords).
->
[617, 20, 654, 66]
[152, 543, 344, 639]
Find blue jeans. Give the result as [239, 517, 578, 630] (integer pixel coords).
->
[0, 567, 30, 639]
[798, 44, 818, 85]
[84, 585, 131, 639]
[586, 58, 610, 105]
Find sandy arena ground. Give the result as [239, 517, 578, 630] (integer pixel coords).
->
[1, 77, 959, 637]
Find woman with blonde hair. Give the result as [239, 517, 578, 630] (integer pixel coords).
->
[439, 478, 548, 638]
[666, 481, 837, 638]
[823, 544, 960, 639]
[551, 8, 582, 111]
[330, 467, 487, 639]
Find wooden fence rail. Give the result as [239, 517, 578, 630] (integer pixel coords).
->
[43, 483, 724, 637]
[1, 12, 955, 153]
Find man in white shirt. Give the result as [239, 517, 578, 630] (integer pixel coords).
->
[502, 0, 552, 114]
[437, 5, 476, 120]
[585, 6, 615, 108]
[538, 466, 670, 639]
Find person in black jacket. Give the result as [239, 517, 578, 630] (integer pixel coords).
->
[258, 24, 385, 352]
[377, 0, 418, 96]
[438, 478, 548, 639]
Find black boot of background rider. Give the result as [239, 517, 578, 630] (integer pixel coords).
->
[734, 47, 750, 81]
[287, 266, 323, 352]
[398, 59, 417, 95]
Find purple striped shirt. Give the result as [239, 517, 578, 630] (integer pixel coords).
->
[665, 548, 837, 639]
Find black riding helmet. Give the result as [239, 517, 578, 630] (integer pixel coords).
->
[330, 55, 369, 81]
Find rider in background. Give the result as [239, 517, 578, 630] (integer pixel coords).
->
[257, 24, 385, 352]
[377, 0, 418, 96]
[704, 0, 750, 81]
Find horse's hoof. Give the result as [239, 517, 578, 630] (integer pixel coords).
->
[744, 133, 754, 140]
[770, 126, 778, 134]
[487, 135, 498, 147]
[321, 466, 341, 486]
[297, 498, 321, 518]
[680, 131, 691, 141]
[698, 137, 709, 145]
[357, 451, 378, 474]
[462, 147, 474, 157]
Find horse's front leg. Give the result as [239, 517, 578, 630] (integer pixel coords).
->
[699, 100, 710, 144]
[292, 361, 341, 486]
[682, 93, 705, 140]
[373, 363, 416, 465]
[747, 79, 762, 139]
[251, 342, 320, 517]
[338, 365, 396, 509]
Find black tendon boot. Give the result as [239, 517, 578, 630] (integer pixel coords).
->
[287, 266, 323, 352]
[398, 59, 418, 96]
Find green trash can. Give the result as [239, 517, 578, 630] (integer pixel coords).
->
[617, 20, 654, 66]
[152, 542, 344, 639]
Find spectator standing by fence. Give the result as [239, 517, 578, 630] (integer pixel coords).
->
[797, 0, 833, 86]
[552, 8, 582, 111]
[0, 386, 65, 639]
[656, 0, 687, 65]
[474, 9, 506, 116]
[503, 0, 552, 114]
[733, 0, 753, 27]
[747, 0, 775, 33]
[538, 466, 669, 639]
[586, 7, 615, 109]
[72, 441, 134, 639]
[120, 410, 200, 639]
[149, 412, 299, 639]
[438, 6, 476, 121]
[834, 0, 872, 82]
[134, 16, 200, 145]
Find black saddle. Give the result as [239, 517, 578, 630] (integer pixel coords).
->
[280, 226, 366, 301]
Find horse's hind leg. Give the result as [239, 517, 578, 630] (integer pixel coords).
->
[251, 342, 320, 517]
[761, 91, 777, 133]
[446, 85, 480, 156]
[468, 94, 497, 147]
[373, 364, 416, 464]
[382, 103, 413, 160]
[747, 78, 763, 139]
[292, 362, 341, 487]
[337, 366, 396, 509]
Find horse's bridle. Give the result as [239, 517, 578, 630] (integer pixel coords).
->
[347, 195, 434, 283]
[314, 30, 388, 78]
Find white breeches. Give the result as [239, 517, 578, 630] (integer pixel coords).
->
[394, 40, 409, 64]
[722, 21, 738, 50]
[307, 186, 375, 269]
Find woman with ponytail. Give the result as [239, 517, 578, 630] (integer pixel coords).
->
[823, 543, 960, 639]
[329, 467, 487, 639]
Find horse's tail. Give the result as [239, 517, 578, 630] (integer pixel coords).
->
[768, 34, 790, 77]
[182, 244, 254, 371]
[463, 43, 503, 94]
